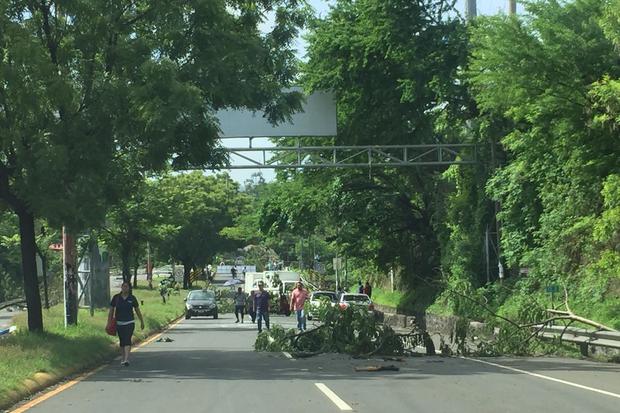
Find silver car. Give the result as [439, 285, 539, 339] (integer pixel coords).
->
[307, 291, 338, 320]
[338, 293, 374, 312]
[185, 290, 218, 319]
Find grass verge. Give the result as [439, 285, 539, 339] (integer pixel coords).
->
[369, 287, 403, 309]
[0, 286, 184, 409]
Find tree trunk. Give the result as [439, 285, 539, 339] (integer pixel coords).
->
[120, 243, 132, 284]
[133, 265, 138, 289]
[63, 228, 78, 325]
[17, 209, 43, 332]
[183, 263, 191, 289]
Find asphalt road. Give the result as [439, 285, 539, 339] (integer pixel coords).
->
[8, 314, 620, 413]
[0, 308, 20, 329]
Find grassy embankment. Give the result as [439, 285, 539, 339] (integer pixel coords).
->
[0, 285, 184, 409]
[369, 288, 403, 309]
[371, 279, 619, 333]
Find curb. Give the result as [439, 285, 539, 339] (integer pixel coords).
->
[2, 315, 184, 412]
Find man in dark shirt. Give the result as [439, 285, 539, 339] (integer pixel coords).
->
[253, 281, 270, 333]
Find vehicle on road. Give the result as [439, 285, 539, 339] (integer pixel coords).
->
[185, 290, 218, 319]
[307, 291, 338, 320]
[338, 293, 374, 313]
[244, 271, 301, 295]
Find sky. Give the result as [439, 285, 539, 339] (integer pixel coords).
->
[222, 0, 523, 185]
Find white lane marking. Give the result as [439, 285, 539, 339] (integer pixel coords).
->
[462, 357, 620, 400]
[282, 351, 293, 359]
[315, 383, 353, 411]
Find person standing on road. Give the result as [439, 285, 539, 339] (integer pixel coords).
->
[231, 266, 237, 279]
[358, 280, 364, 294]
[253, 281, 270, 333]
[364, 281, 373, 298]
[247, 290, 256, 323]
[290, 281, 309, 331]
[108, 282, 145, 367]
[234, 287, 246, 323]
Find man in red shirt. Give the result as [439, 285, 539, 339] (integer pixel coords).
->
[290, 281, 309, 331]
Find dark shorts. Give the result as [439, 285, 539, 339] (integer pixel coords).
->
[235, 305, 245, 314]
[117, 323, 135, 347]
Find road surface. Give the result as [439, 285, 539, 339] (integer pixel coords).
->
[0, 308, 21, 329]
[7, 314, 620, 413]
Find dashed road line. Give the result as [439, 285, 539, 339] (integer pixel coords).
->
[315, 383, 353, 411]
[462, 357, 620, 400]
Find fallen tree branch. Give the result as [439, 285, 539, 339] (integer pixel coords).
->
[289, 325, 327, 347]
[545, 309, 617, 332]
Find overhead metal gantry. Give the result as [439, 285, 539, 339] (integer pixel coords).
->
[222, 142, 477, 169]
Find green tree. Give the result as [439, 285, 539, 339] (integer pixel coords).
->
[294, 0, 469, 298]
[469, 0, 620, 272]
[152, 172, 244, 289]
[0, 0, 308, 331]
[464, 0, 620, 325]
[101, 178, 154, 286]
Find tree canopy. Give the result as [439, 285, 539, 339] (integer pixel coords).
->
[0, 0, 309, 331]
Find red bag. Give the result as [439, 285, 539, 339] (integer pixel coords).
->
[106, 303, 117, 336]
[105, 318, 117, 336]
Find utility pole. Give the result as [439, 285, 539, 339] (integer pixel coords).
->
[466, 0, 477, 21]
[508, 0, 517, 15]
[485, 226, 490, 284]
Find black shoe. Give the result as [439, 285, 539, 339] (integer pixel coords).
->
[121, 361, 129, 367]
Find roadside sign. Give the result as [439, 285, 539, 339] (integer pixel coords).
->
[545, 285, 560, 293]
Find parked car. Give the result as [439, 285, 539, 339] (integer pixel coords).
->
[338, 293, 374, 313]
[185, 290, 218, 319]
[307, 291, 338, 320]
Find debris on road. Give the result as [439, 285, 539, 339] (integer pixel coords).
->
[156, 337, 174, 342]
[382, 356, 404, 362]
[354, 365, 400, 372]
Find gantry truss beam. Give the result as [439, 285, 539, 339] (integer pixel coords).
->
[223, 143, 477, 169]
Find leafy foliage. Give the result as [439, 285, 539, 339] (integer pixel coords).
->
[0, 0, 309, 331]
[461, 0, 620, 330]
[150, 172, 246, 287]
[254, 303, 403, 356]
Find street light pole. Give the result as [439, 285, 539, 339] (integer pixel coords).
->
[508, 0, 517, 15]
[466, 0, 477, 21]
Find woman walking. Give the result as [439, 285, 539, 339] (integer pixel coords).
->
[108, 282, 145, 366]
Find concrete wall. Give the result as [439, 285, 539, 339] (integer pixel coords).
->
[375, 304, 478, 351]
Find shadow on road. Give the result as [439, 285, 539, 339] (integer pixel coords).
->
[83, 346, 620, 386]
